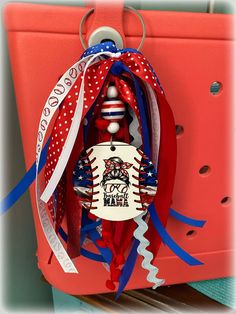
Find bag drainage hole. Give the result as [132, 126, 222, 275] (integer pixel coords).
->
[175, 125, 184, 137]
[210, 81, 223, 95]
[199, 165, 211, 176]
[186, 230, 196, 237]
[221, 196, 231, 205]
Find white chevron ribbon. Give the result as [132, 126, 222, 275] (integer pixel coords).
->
[134, 211, 164, 288]
[131, 82, 163, 288]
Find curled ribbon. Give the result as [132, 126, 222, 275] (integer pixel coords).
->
[133, 212, 164, 288]
[133, 90, 162, 288]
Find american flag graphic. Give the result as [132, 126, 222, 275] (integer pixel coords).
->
[139, 157, 158, 205]
[72, 153, 158, 209]
[73, 157, 93, 208]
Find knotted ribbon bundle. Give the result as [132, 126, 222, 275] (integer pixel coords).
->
[29, 41, 206, 296]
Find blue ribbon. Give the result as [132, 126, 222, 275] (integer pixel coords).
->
[57, 213, 112, 263]
[81, 220, 101, 233]
[81, 41, 141, 59]
[58, 227, 106, 263]
[0, 139, 50, 214]
[115, 240, 139, 301]
[81, 213, 112, 264]
[148, 204, 204, 266]
[170, 208, 206, 227]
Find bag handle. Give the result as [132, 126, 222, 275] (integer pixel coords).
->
[83, 0, 126, 49]
[87, 1, 216, 14]
[207, 0, 215, 13]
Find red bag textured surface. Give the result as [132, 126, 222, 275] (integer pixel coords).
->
[3, 3, 233, 295]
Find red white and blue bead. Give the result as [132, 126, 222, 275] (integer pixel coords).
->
[101, 85, 126, 134]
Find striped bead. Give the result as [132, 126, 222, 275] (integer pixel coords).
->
[101, 100, 126, 121]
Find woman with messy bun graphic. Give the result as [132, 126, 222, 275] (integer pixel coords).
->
[101, 157, 132, 206]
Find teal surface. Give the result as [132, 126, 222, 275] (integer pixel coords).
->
[188, 277, 236, 309]
[52, 288, 104, 313]
[53, 278, 236, 312]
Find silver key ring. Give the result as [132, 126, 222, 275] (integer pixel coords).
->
[79, 6, 146, 51]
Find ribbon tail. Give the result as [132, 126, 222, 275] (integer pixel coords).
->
[90, 229, 112, 264]
[58, 227, 107, 263]
[170, 208, 207, 227]
[133, 212, 164, 289]
[149, 204, 204, 266]
[0, 139, 49, 215]
[82, 213, 112, 264]
[116, 239, 139, 300]
[116, 203, 204, 298]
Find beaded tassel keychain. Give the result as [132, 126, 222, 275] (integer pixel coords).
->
[34, 39, 206, 297]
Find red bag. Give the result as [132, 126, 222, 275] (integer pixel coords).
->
[3, 1, 233, 295]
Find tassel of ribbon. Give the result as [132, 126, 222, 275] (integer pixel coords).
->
[0, 41, 207, 292]
[36, 42, 192, 281]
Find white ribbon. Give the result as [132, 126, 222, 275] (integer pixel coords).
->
[35, 55, 94, 274]
[40, 51, 118, 203]
[134, 212, 164, 288]
[35, 51, 119, 273]
[131, 82, 163, 288]
[144, 82, 161, 169]
[36, 55, 92, 167]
